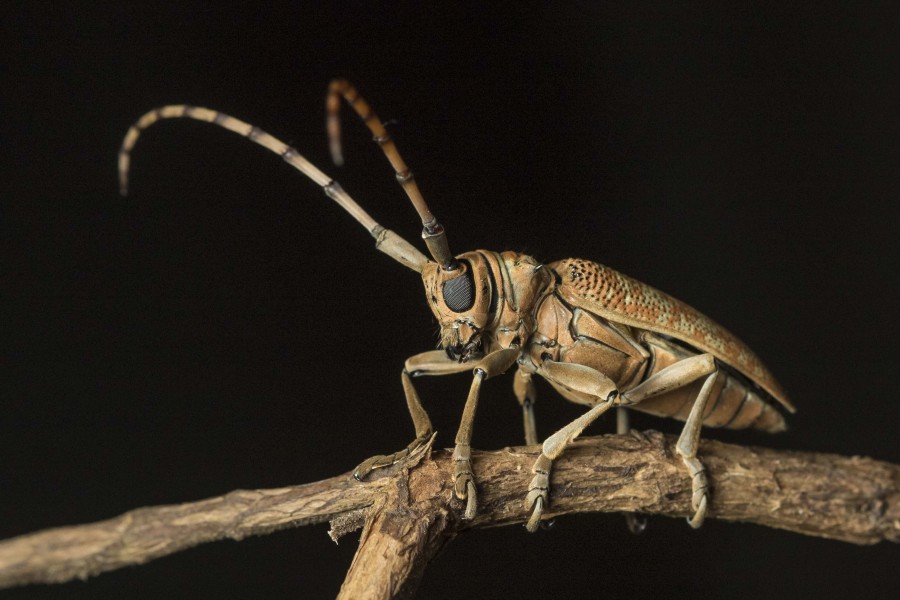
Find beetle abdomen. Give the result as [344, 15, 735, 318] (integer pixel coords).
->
[634, 333, 786, 432]
[551, 258, 793, 413]
[634, 373, 786, 432]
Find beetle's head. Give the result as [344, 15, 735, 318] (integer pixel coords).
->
[421, 253, 493, 362]
[421, 251, 551, 362]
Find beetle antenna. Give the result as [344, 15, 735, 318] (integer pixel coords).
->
[118, 105, 429, 274]
[327, 79, 456, 270]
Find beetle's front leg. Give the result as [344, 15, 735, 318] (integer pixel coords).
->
[352, 367, 437, 480]
[352, 350, 478, 480]
[452, 348, 520, 519]
[352, 347, 518, 522]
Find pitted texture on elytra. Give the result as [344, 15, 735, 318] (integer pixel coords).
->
[552, 258, 791, 410]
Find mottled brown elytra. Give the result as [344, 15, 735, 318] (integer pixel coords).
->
[120, 80, 794, 532]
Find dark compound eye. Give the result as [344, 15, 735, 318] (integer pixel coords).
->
[442, 270, 475, 312]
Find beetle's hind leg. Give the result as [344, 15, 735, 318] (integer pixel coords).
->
[527, 354, 718, 531]
[673, 372, 718, 528]
[621, 353, 719, 528]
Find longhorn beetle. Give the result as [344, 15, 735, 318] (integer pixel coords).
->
[120, 79, 794, 531]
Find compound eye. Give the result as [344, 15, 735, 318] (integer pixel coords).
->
[442, 270, 475, 313]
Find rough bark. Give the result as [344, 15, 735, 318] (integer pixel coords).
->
[1, 432, 898, 598]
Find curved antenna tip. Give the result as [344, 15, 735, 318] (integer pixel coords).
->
[118, 146, 132, 196]
[118, 170, 130, 196]
[326, 105, 344, 166]
[330, 142, 344, 167]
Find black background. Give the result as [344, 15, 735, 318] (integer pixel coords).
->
[3, 3, 899, 598]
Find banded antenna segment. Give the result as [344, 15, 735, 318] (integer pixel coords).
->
[327, 79, 456, 270]
[118, 104, 429, 274]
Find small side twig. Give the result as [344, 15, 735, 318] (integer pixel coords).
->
[1, 432, 898, 598]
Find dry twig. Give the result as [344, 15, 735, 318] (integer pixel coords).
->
[1, 431, 898, 598]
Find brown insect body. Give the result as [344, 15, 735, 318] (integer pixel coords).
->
[553, 258, 792, 409]
[120, 79, 792, 532]
[425, 251, 790, 435]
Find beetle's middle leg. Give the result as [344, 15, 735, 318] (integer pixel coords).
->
[513, 368, 539, 446]
[525, 361, 621, 531]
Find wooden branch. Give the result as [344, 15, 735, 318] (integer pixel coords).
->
[1, 431, 898, 598]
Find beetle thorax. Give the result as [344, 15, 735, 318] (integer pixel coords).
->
[421, 250, 553, 362]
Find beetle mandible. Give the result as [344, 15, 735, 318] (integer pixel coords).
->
[119, 79, 795, 531]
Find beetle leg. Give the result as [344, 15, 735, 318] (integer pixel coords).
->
[526, 361, 620, 532]
[617, 408, 648, 534]
[352, 368, 436, 480]
[452, 371, 484, 520]
[675, 370, 719, 528]
[353, 348, 519, 521]
[513, 368, 539, 446]
[621, 353, 718, 528]
[353, 350, 477, 481]
[452, 348, 520, 519]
